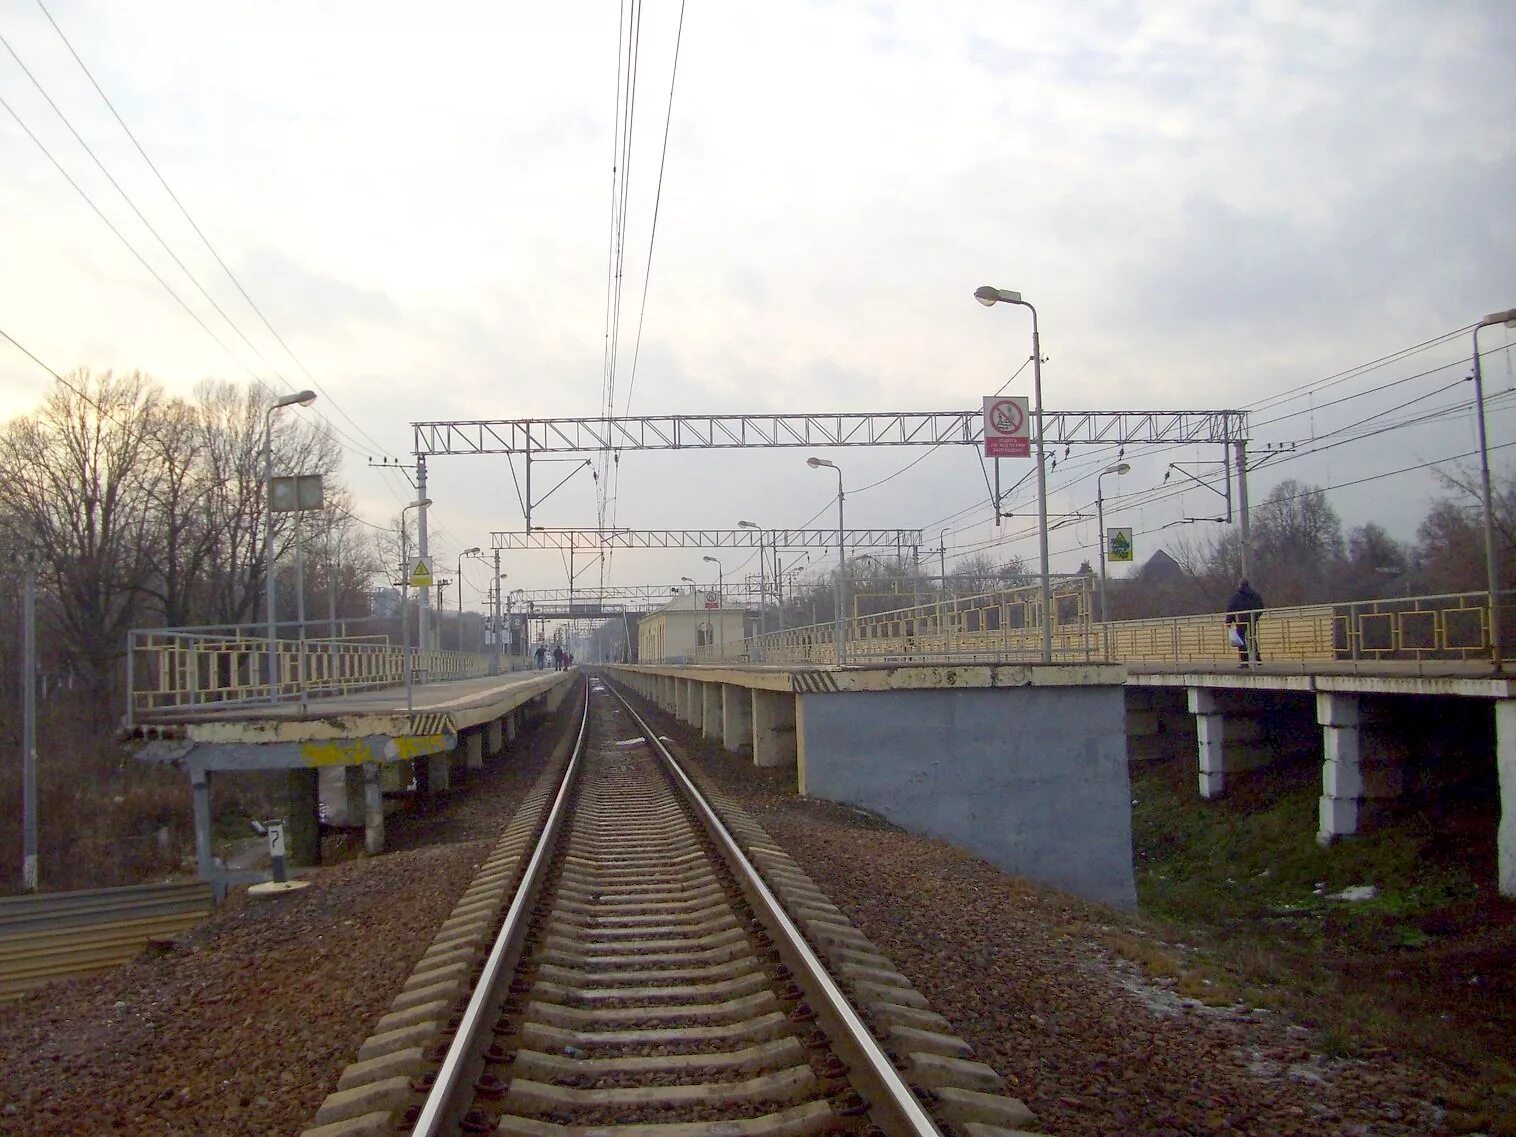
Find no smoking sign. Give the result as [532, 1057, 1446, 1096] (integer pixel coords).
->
[982, 395, 1030, 458]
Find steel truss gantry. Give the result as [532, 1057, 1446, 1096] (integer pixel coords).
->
[415, 409, 1248, 457]
[489, 528, 924, 551]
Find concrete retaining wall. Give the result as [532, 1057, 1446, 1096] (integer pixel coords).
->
[797, 686, 1136, 911]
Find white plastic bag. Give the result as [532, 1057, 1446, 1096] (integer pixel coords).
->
[1228, 625, 1245, 649]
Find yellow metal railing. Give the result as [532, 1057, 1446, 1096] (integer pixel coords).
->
[689, 587, 1508, 669]
[127, 627, 500, 720]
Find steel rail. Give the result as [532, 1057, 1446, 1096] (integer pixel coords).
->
[408, 675, 590, 1137]
[603, 679, 946, 1137]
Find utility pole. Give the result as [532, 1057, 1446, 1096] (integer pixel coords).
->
[491, 547, 502, 675]
[1234, 439, 1251, 582]
[22, 560, 38, 891]
[416, 455, 432, 652]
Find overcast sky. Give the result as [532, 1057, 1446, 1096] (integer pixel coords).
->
[2, 1, 1513, 611]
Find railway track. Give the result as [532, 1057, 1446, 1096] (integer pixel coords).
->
[304, 674, 1043, 1137]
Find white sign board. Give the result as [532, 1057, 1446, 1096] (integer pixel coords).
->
[704, 590, 721, 610]
[266, 821, 286, 859]
[983, 395, 1030, 458]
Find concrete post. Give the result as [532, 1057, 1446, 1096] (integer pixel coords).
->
[663, 675, 676, 713]
[722, 684, 753, 754]
[506, 711, 519, 743]
[285, 768, 321, 865]
[677, 678, 693, 725]
[465, 732, 484, 771]
[363, 762, 385, 855]
[1497, 700, 1515, 898]
[487, 718, 503, 757]
[342, 766, 366, 827]
[190, 768, 214, 882]
[752, 688, 797, 769]
[1317, 692, 1362, 845]
[427, 752, 452, 793]
[1188, 687, 1227, 799]
[702, 684, 722, 741]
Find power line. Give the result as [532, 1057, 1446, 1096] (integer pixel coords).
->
[23, 2, 409, 476]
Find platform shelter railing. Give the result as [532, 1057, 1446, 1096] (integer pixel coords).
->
[690, 587, 1510, 670]
[126, 623, 496, 722]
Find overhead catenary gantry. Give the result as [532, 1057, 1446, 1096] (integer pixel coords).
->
[489, 528, 924, 550]
[415, 409, 1247, 457]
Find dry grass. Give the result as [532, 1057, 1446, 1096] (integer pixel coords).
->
[0, 696, 193, 894]
[1131, 754, 1516, 1135]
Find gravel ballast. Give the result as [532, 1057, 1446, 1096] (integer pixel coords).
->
[0, 687, 1459, 1136]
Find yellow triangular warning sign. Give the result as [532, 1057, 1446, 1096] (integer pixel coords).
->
[407, 557, 434, 588]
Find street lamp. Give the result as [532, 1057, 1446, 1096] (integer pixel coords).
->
[457, 547, 483, 652]
[265, 389, 317, 698]
[1473, 307, 1516, 669]
[807, 456, 847, 664]
[738, 520, 767, 636]
[399, 498, 432, 712]
[680, 575, 696, 592]
[1096, 462, 1131, 655]
[703, 555, 725, 657]
[974, 286, 1052, 663]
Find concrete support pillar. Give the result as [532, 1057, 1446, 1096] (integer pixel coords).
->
[752, 688, 797, 769]
[363, 762, 385, 855]
[465, 731, 484, 771]
[722, 684, 753, 754]
[1498, 700, 1516, 898]
[506, 711, 519, 743]
[1125, 689, 1191, 764]
[663, 675, 675, 713]
[1316, 693, 1408, 845]
[487, 718, 503, 756]
[285, 768, 321, 865]
[342, 766, 366, 827]
[190, 768, 213, 882]
[1317, 692, 1362, 844]
[546, 677, 572, 712]
[702, 684, 722, 741]
[1188, 687, 1272, 799]
[677, 678, 693, 725]
[1188, 687, 1227, 800]
[427, 752, 452, 793]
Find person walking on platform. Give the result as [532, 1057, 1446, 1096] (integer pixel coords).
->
[534, 644, 546, 669]
[1226, 578, 1265, 667]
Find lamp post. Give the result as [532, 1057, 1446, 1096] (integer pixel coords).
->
[703, 555, 725, 658]
[265, 389, 317, 699]
[1096, 462, 1131, 625]
[1473, 308, 1516, 669]
[738, 520, 767, 636]
[1096, 462, 1130, 660]
[807, 457, 847, 665]
[457, 547, 482, 652]
[399, 497, 432, 713]
[974, 285, 1052, 663]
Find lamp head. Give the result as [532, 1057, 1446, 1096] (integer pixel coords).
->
[703, 556, 719, 565]
[1481, 308, 1516, 326]
[974, 285, 1022, 307]
[738, 520, 758, 529]
[807, 456, 835, 470]
[275, 389, 318, 409]
[408, 497, 433, 510]
[465, 546, 481, 555]
[1105, 462, 1131, 475]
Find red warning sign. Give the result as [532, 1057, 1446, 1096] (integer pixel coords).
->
[983, 395, 1030, 458]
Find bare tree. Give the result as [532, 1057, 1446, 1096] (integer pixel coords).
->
[0, 371, 163, 702]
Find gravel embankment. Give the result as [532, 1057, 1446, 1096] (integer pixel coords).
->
[639, 701, 1452, 1137]
[0, 685, 1455, 1137]
[0, 720, 556, 1137]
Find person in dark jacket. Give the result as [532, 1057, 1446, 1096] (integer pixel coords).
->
[1226, 579, 1265, 666]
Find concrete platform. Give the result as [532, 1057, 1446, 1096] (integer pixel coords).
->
[608, 663, 1137, 911]
[127, 669, 580, 888]
[131, 669, 578, 770]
